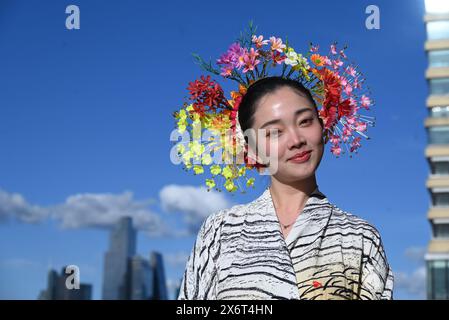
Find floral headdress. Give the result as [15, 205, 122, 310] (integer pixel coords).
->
[172, 22, 375, 193]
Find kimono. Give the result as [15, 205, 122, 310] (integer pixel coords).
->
[178, 186, 394, 300]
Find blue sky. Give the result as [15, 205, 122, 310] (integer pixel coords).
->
[0, 0, 430, 299]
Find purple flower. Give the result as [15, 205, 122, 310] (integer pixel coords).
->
[217, 43, 245, 76]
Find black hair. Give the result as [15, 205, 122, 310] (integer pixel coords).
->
[237, 76, 323, 133]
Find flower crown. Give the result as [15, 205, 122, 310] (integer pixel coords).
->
[172, 22, 375, 193]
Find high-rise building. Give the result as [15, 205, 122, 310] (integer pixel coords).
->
[129, 255, 154, 299]
[424, 0, 449, 300]
[38, 267, 92, 300]
[102, 216, 136, 299]
[149, 252, 168, 300]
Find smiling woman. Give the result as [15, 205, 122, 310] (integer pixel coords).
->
[178, 77, 394, 300]
[174, 23, 393, 300]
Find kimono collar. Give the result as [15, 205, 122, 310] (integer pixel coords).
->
[256, 185, 331, 247]
[257, 185, 328, 208]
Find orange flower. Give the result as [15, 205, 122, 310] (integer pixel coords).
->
[311, 54, 325, 67]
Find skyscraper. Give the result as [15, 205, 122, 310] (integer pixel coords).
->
[129, 255, 154, 299]
[149, 251, 168, 300]
[38, 267, 92, 300]
[424, 0, 449, 300]
[102, 216, 136, 299]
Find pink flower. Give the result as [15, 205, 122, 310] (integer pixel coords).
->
[310, 44, 319, 52]
[355, 122, 367, 132]
[344, 84, 353, 95]
[349, 97, 357, 107]
[324, 56, 332, 66]
[340, 77, 348, 87]
[331, 44, 337, 55]
[343, 124, 353, 137]
[346, 116, 356, 125]
[241, 47, 261, 73]
[331, 144, 342, 156]
[340, 50, 347, 59]
[270, 36, 286, 52]
[330, 134, 340, 145]
[252, 35, 269, 48]
[332, 59, 343, 70]
[217, 42, 246, 76]
[346, 66, 356, 77]
[350, 137, 361, 152]
[361, 95, 371, 109]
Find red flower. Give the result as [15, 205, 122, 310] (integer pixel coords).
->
[338, 99, 354, 118]
[319, 106, 338, 130]
[312, 281, 322, 288]
[187, 75, 230, 116]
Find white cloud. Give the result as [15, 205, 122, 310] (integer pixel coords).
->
[0, 185, 233, 237]
[395, 266, 426, 299]
[0, 188, 172, 237]
[0, 189, 47, 223]
[49, 191, 170, 237]
[395, 246, 427, 299]
[159, 184, 232, 232]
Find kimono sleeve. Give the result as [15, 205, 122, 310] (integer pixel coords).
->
[177, 212, 222, 300]
[360, 228, 394, 300]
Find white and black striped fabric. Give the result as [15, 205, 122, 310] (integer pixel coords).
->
[178, 186, 394, 300]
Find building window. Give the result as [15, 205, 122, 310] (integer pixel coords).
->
[429, 50, 449, 68]
[430, 160, 449, 174]
[427, 21, 449, 40]
[432, 192, 449, 206]
[427, 260, 449, 299]
[430, 78, 449, 95]
[433, 223, 449, 238]
[428, 126, 449, 144]
[430, 106, 449, 118]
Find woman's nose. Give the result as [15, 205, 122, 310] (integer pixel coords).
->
[286, 128, 306, 149]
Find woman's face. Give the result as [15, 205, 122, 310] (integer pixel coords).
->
[250, 86, 324, 183]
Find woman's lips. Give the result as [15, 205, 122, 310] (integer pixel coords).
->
[288, 151, 312, 163]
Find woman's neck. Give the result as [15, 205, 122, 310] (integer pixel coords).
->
[269, 175, 318, 214]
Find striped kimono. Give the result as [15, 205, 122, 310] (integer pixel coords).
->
[178, 186, 394, 300]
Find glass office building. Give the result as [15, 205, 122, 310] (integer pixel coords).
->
[102, 216, 137, 299]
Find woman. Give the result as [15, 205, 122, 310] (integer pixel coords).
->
[177, 76, 394, 300]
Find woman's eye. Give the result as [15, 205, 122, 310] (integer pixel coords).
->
[266, 130, 282, 137]
[300, 118, 313, 126]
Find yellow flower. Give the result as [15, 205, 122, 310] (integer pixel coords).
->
[179, 109, 187, 120]
[224, 179, 237, 192]
[177, 144, 186, 154]
[190, 141, 204, 156]
[201, 154, 212, 165]
[177, 118, 187, 133]
[238, 166, 247, 176]
[246, 177, 255, 188]
[182, 150, 192, 164]
[210, 165, 221, 175]
[205, 178, 216, 189]
[222, 165, 233, 179]
[193, 165, 204, 175]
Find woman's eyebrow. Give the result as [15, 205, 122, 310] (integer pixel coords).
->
[260, 108, 313, 129]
